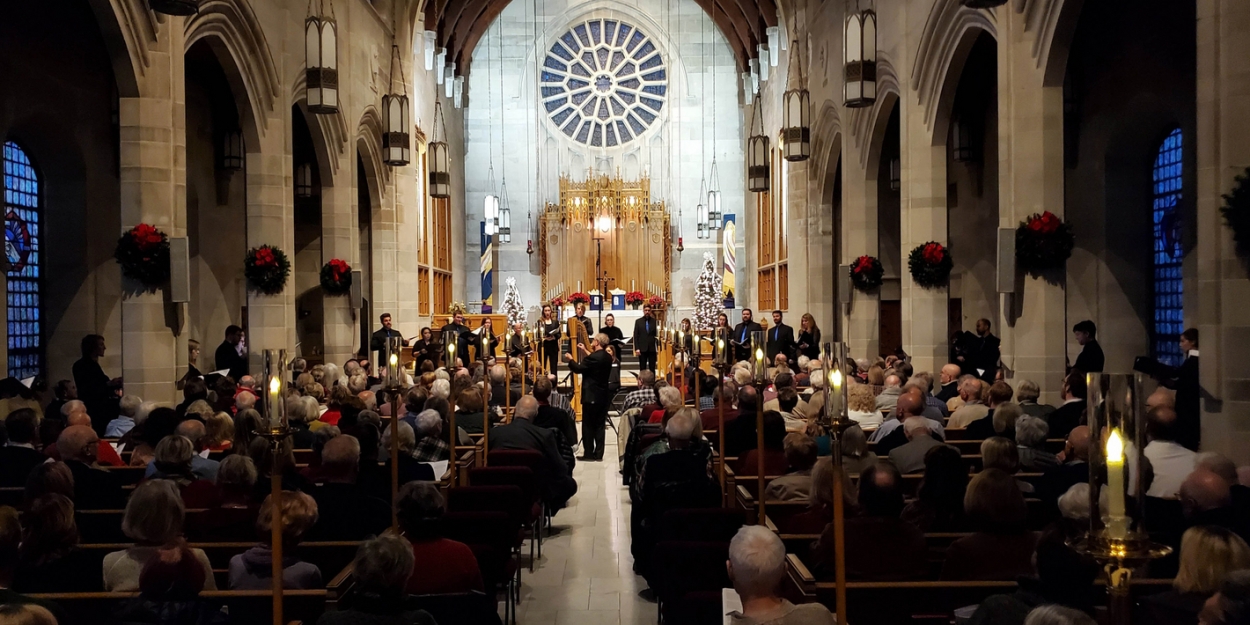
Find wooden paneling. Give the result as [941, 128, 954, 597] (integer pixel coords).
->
[778, 263, 788, 311]
[419, 268, 432, 316]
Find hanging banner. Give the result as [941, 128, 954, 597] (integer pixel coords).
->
[721, 214, 736, 308]
[480, 222, 493, 313]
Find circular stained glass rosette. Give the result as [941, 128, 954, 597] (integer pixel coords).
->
[541, 18, 667, 147]
[5, 210, 32, 273]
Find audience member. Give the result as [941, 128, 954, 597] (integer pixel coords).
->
[902, 445, 969, 532]
[12, 494, 100, 592]
[1139, 526, 1250, 625]
[784, 458, 858, 535]
[726, 526, 837, 625]
[204, 411, 235, 452]
[815, 461, 927, 581]
[1198, 570, 1250, 625]
[837, 424, 878, 475]
[396, 482, 484, 595]
[0, 409, 45, 487]
[969, 528, 1098, 625]
[307, 435, 391, 540]
[875, 375, 903, 413]
[1016, 415, 1059, 471]
[106, 394, 143, 437]
[889, 416, 948, 474]
[1137, 406, 1197, 499]
[775, 387, 805, 432]
[114, 544, 229, 625]
[491, 396, 578, 510]
[532, 376, 578, 448]
[22, 461, 73, 507]
[381, 421, 437, 485]
[647, 385, 684, 425]
[287, 396, 318, 449]
[967, 393, 1021, 440]
[315, 535, 436, 625]
[146, 435, 222, 508]
[0, 506, 68, 621]
[765, 433, 818, 501]
[942, 468, 1037, 581]
[947, 376, 990, 429]
[870, 388, 944, 455]
[1015, 380, 1055, 419]
[103, 480, 216, 592]
[737, 411, 789, 476]
[935, 364, 962, 402]
[197, 454, 259, 541]
[1047, 372, 1088, 439]
[411, 409, 450, 462]
[228, 491, 322, 590]
[56, 424, 126, 509]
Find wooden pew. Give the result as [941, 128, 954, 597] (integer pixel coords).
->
[28, 589, 327, 625]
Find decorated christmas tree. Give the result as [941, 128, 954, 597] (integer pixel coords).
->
[694, 251, 723, 330]
[501, 277, 526, 326]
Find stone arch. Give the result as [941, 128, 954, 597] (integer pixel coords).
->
[356, 107, 389, 210]
[1010, 0, 1084, 86]
[910, 2, 997, 145]
[184, 0, 280, 144]
[849, 55, 901, 175]
[86, 0, 155, 98]
[295, 100, 349, 188]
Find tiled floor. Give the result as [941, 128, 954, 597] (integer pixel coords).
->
[513, 432, 657, 625]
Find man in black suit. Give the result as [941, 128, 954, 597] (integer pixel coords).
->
[440, 312, 472, 369]
[507, 322, 531, 359]
[1071, 320, 1104, 373]
[214, 325, 248, 381]
[369, 312, 409, 371]
[1048, 371, 1088, 440]
[308, 435, 392, 541]
[632, 304, 659, 374]
[732, 308, 764, 362]
[56, 425, 126, 510]
[489, 396, 578, 510]
[963, 318, 1001, 383]
[487, 364, 521, 409]
[765, 310, 795, 364]
[0, 409, 46, 487]
[532, 377, 578, 451]
[565, 333, 614, 461]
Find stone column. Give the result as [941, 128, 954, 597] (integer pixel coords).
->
[1196, 0, 1250, 460]
[996, 11, 1068, 404]
[785, 159, 812, 316]
[245, 110, 296, 366]
[842, 158, 880, 359]
[800, 160, 838, 341]
[321, 164, 357, 366]
[118, 24, 185, 404]
[899, 113, 949, 375]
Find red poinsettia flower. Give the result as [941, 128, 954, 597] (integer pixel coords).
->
[130, 224, 164, 250]
[569, 292, 591, 304]
[854, 255, 875, 274]
[646, 295, 665, 307]
[1028, 211, 1062, 235]
[551, 297, 565, 307]
[255, 247, 276, 267]
[922, 242, 946, 264]
[625, 291, 645, 304]
[328, 258, 350, 277]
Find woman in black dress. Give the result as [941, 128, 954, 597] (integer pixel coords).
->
[601, 314, 624, 361]
[411, 327, 437, 372]
[539, 304, 561, 375]
[798, 313, 822, 361]
[675, 318, 697, 364]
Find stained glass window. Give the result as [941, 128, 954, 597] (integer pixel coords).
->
[3, 142, 42, 379]
[1151, 128, 1184, 367]
[542, 18, 666, 147]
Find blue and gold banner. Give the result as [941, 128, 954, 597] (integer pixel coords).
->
[722, 214, 736, 308]
[480, 222, 493, 313]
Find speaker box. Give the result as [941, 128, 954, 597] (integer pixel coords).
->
[350, 270, 363, 310]
[997, 227, 1016, 293]
[169, 237, 190, 303]
[838, 264, 852, 304]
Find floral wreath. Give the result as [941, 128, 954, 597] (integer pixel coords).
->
[1015, 211, 1075, 274]
[907, 241, 953, 288]
[646, 295, 666, 308]
[569, 291, 591, 305]
[320, 258, 353, 295]
[625, 290, 645, 304]
[1220, 167, 1250, 259]
[849, 255, 884, 291]
[114, 223, 171, 290]
[244, 245, 291, 295]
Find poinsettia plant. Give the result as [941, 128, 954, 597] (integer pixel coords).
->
[244, 245, 291, 295]
[907, 241, 954, 288]
[568, 291, 591, 305]
[114, 223, 171, 290]
[320, 258, 352, 295]
[646, 295, 666, 308]
[1015, 211, 1075, 274]
[849, 255, 884, 291]
[549, 296, 565, 308]
[625, 290, 646, 305]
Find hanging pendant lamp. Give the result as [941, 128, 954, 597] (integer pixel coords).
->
[428, 101, 451, 198]
[708, 159, 723, 229]
[747, 101, 770, 193]
[382, 46, 410, 167]
[782, 18, 811, 162]
[843, 0, 876, 109]
[305, 0, 339, 114]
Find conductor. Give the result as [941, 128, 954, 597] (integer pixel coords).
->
[565, 333, 613, 461]
[369, 313, 409, 370]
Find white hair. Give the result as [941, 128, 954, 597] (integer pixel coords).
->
[797, 356, 811, 371]
[809, 369, 826, 390]
[514, 396, 539, 420]
[1023, 605, 1097, 625]
[728, 526, 787, 598]
[119, 395, 143, 418]
[658, 385, 683, 409]
[431, 379, 451, 400]
[383, 421, 416, 453]
[322, 363, 343, 390]
[664, 410, 696, 441]
[1057, 482, 1108, 522]
[134, 401, 160, 425]
[903, 416, 929, 435]
[1015, 415, 1049, 447]
[414, 410, 442, 437]
[434, 369, 450, 382]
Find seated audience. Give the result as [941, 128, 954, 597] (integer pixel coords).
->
[814, 461, 927, 580]
[396, 482, 484, 595]
[942, 468, 1038, 581]
[1138, 525, 1250, 625]
[784, 457, 857, 535]
[56, 424, 126, 509]
[947, 376, 989, 429]
[0, 409, 46, 487]
[307, 435, 392, 540]
[1047, 372, 1088, 439]
[902, 445, 968, 532]
[491, 396, 578, 510]
[1198, 570, 1250, 625]
[888, 416, 948, 474]
[737, 411, 789, 476]
[1017, 415, 1059, 471]
[454, 388, 494, 435]
[724, 386, 761, 456]
[1037, 425, 1092, 505]
[776, 387, 805, 432]
[204, 411, 235, 452]
[22, 461, 74, 506]
[765, 433, 818, 502]
[0, 507, 67, 623]
[982, 436, 1034, 493]
[51, 411, 126, 466]
[411, 409, 451, 462]
[105, 394, 143, 437]
[726, 526, 837, 625]
[104, 480, 216, 592]
[13, 494, 100, 592]
[869, 389, 944, 451]
[228, 491, 323, 590]
[836, 424, 878, 475]
[970, 529, 1099, 625]
[146, 435, 222, 508]
[935, 364, 961, 402]
[382, 421, 437, 484]
[623, 370, 659, 414]
[1015, 379, 1055, 419]
[1136, 406, 1197, 499]
[532, 377, 578, 450]
[233, 408, 263, 453]
[114, 545, 229, 625]
[196, 455, 258, 540]
[967, 398, 1022, 442]
[875, 375, 903, 413]
[315, 535, 436, 625]
[647, 385, 684, 425]
[286, 396, 318, 450]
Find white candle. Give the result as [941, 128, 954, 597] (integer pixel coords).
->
[1105, 429, 1128, 539]
[268, 376, 281, 428]
[831, 368, 843, 417]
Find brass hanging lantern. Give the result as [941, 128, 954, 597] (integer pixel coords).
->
[782, 19, 811, 162]
[295, 163, 315, 199]
[428, 101, 452, 199]
[747, 102, 770, 193]
[708, 159, 723, 229]
[305, 0, 339, 114]
[220, 129, 244, 171]
[843, 0, 877, 109]
[382, 45, 410, 167]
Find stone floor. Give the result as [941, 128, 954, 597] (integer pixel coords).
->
[512, 430, 657, 625]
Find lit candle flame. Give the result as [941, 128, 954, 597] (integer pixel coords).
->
[717, 339, 724, 350]
[755, 348, 764, 362]
[832, 369, 843, 388]
[269, 377, 280, 394]
[389, 353, 398, 366]
[1106, 428, 1124, 463]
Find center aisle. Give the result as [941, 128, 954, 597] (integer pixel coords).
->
[514, 430, 655, 625]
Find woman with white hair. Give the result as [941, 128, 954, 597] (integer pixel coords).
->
[1016, 415, 1059, 471]
[726, 526, 836, 624]
[647, 385, 684, 426]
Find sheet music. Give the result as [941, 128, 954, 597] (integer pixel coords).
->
[722, 588, 743, 625]
[423, 460, 451, 480]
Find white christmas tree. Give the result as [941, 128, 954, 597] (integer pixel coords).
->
[501, 277, 526, 326]
[694, 251, 723, 330]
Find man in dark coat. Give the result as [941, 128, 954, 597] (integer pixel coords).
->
[0, 409, 46, 487]
[1047, 371, 1089, 440]
[765, 310, 796, 364]
[565, 333, 614, 461]
[962, 318, 1001, 383]
[732, 308, 764, 362]
[1071, 320, 1104, 374]
[489, 396, 578, 510]
[369, 312, 410, 371]
[440, 313, 472, 369]
[632, 304, 659, 374]
[57, 425, 127, 510]
[72, 334, 121, 433]
[214, 325, 249, 382]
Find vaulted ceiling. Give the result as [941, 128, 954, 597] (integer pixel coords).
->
[422, 0, 778, 75]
